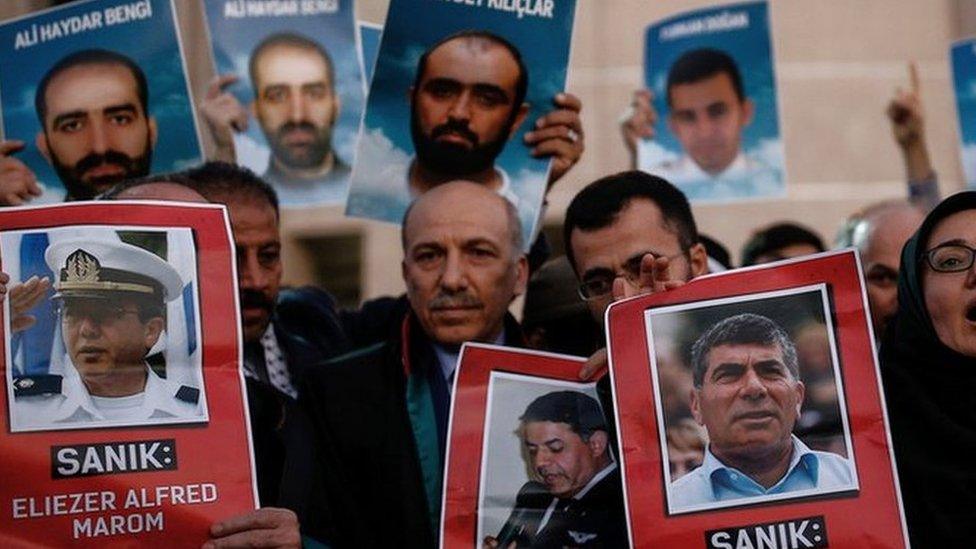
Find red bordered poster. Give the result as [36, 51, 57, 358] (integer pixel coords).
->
[0, 202, 256, 546]
[607, 250, 907, 548]
[441, 343, 630, 548]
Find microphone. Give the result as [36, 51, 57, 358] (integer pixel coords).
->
[494, 482, 550, 547]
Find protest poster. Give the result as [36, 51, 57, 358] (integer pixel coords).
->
[0, 0, 203, 204]
[638, 0, 785, 203]
[201, 0, 366, 208]
[358, 20, 382, 86]
[606, 250, 907, 548]
[0, 202, 256, 545]
[440, 343, 628, 548]
[951, 38, 976, 188]
[346, 0, 578, 246]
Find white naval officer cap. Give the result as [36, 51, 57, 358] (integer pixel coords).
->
[44, 237, 183, 302]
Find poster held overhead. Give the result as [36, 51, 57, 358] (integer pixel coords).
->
[638, 0, 785, 203]
[200, 0, 367, 208]
[0, 202, 256, 546]
[357, 21, 382, 86]
[346, 0, 578, 247]
[951, 38, 976, 188]
[0, 0, 203, 204]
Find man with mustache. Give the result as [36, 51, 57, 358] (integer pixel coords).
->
[201, 33, 349, 205]
[0, 49, 156, 204]
[180, 162, 349, 516]
[670, 313, 852, 510]
[297, 181, 528, 547]
[485, 391, 626, 549]
[357, 30, 581, 218]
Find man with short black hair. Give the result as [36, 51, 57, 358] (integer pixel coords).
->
[0, 49, 157, 204]
[355, 30, 583, 220]
[671, 313, 852, 508]
[182, 162, 348, 522]
[621, 48, 778, 198]
[564, 170, 708, 325]
[485, 391, 626, 548]
[740, 222, 825, 267]
[201, 33, 349, 205]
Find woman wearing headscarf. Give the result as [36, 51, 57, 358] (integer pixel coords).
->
[880, 191, 976, 546]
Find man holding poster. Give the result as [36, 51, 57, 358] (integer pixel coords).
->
[670, 313, 852, 510]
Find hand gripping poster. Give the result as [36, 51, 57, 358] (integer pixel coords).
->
[951, 38, 976, 188]
[606, 250, 907, 548]
[0, 202, 256, 546]
[440, 343, 629, 548]
[346, 0, 578, 247]
[201, 0, 367, 208]
[0, 0, 203, 204]
[638, 0, 785, 203]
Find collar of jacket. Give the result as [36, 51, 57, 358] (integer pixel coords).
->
[399, 311, 525, 377]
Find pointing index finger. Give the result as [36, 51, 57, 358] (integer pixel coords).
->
[908, 61, 920, 97]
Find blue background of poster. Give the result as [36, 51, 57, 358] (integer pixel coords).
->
[358, 21, 382, 86]
[346, 0, 577, 242]
[0, 0, 202, 203]
[952, 39, 976, 188]
[641, 0, 784, 201]
[203, 0, 366, 205]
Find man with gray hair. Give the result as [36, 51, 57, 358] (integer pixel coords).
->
[671, 313, 852, 509]
[837, 200, 924, 337]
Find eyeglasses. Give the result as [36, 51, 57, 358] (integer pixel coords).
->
[923, 243, 976, 273]
[577, 251, 686, 300]
[57, 303, 141, 325]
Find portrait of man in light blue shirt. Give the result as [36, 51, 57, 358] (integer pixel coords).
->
[669, 313, 855, 513]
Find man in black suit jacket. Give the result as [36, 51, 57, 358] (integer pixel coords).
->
[486, 391, 627, 548]
[300, 181, 530, 547]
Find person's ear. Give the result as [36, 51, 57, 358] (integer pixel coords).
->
[143, 317, 164, 350]
[332, 92, 341, 123]
[690, 388, 704, 425]
[35, 132, 50, 162]
[148, 116, 158, 149]
[741, 98, 755, 127]
[794, 380, 806, 417]
[588, 430, 609, 458]
[508, 103, 530, 140]
[688, 242, 709, 278]
[667, 114, 679, 136]
[512, 254, 529, 298]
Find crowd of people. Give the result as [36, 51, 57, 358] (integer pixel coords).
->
[0, 22, 972, 549]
